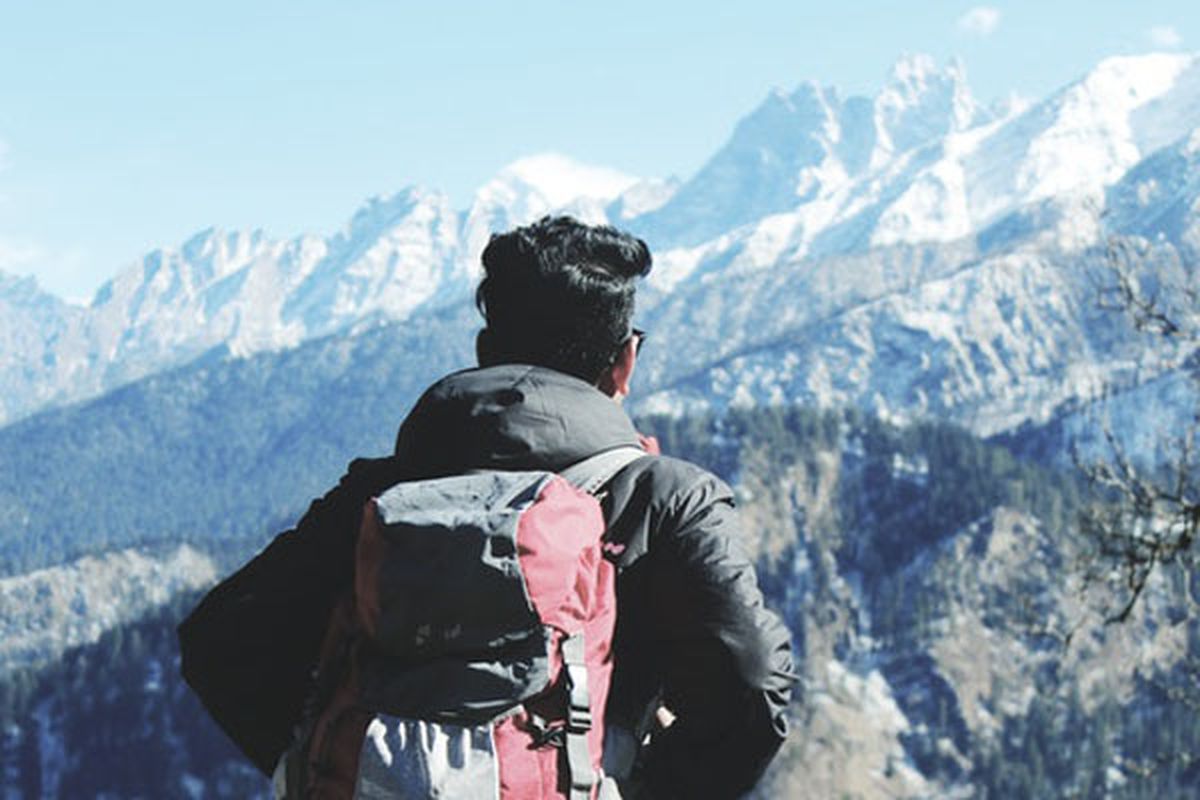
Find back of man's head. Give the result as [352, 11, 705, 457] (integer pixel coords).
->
[475, 216, 652, 382]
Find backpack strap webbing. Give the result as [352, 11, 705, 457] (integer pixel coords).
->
[559, 446, 647, 496]
[562, 632, 595, 800]
[557, 446, 644, 800]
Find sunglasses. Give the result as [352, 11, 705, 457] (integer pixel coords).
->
[632, 327, 647, 356]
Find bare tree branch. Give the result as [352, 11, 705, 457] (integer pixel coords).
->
[1076, 236, 1200, 626]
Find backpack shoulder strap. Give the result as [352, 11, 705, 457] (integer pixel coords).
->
[555, 447, 645, 800]
[558, 446, 647, 496]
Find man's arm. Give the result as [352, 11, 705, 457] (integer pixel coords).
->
[636, 467, 796, 798]
[178, 456, 403, 774]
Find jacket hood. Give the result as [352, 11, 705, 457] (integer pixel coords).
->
[394, 364, 642, 476]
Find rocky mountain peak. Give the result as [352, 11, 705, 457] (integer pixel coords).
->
[874, 53, 979, 157]
[339, 187, 447, 246]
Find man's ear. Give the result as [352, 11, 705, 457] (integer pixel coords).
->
[598, 337, 638, 400]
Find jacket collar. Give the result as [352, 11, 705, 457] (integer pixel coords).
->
[394, 364, 642, 477]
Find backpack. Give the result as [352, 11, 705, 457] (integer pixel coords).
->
[278, 447, 645, 800]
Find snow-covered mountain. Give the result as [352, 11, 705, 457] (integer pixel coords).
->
[0, 155, 641, 424]
[630, 235, 1198, 443]
[639, 52, 1200, 293]
[634, 54, 987, 250]
[4, 52, 1200, 434]
[1107, 126, 1200, 247]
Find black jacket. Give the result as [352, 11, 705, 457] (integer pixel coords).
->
[180, 364, 793, 798]
[394, 365, 795, 797]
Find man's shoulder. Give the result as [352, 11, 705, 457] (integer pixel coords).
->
[628, 454, 732, 505]
[607, 453, 736, 556]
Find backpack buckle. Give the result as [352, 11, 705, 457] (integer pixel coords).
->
[561, 633, 593, 734]
[526, 713, 567, 750]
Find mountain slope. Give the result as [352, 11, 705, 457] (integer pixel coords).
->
[0, 302, 474, 577]
[4, 228, 1194, 579]
[0, 546, 216, 675]
[5, 405, 1197, 799]
[633, 234, 1197, 447]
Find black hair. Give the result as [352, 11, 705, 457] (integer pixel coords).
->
[475, 215, 652, 382]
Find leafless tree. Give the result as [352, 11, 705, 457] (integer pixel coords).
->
[1068, 235, 1200, 783]
[1077, 236, 1199, 624]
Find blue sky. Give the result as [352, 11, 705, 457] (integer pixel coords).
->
[1, 1, 1196, 299]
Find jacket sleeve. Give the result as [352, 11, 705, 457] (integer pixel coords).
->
[635, 467, 796, 799]
[178, 456, 403, 775]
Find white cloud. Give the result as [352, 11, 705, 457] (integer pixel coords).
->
[1147, 25, 1183, 49]
[957, 6, 1001, 37]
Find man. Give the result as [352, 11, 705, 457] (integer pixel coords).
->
[399, 216, 794, 797]
[182, 216, 793, 798]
